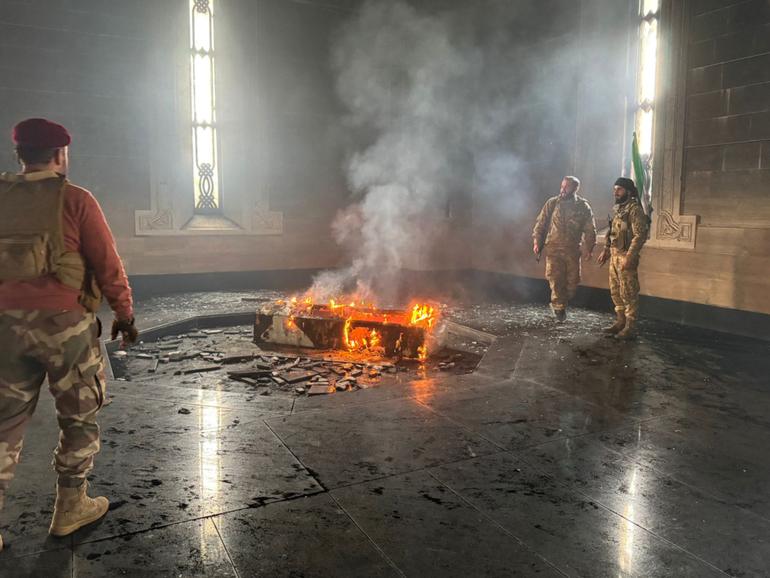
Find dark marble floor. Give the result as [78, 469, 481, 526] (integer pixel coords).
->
[2, 291, 769, 577]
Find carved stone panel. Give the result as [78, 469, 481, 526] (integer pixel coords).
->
[647, 0, 698, 251]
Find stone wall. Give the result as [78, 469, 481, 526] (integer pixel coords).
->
[637, 0, 770, 315]
[684, 0, 770, 225]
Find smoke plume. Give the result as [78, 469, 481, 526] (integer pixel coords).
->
[311, 0, 583, 303]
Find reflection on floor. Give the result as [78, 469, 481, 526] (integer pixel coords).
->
[1, 291, 769, 576]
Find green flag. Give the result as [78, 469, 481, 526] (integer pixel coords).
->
[631, 131, 645, 195]
[631, 131, 651, 218]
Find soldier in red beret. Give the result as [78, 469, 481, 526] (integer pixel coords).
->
[0, 118, 138, 549]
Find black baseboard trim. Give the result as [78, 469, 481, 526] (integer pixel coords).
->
[468, 270, 770, 341]
[128, 269, 324, 298]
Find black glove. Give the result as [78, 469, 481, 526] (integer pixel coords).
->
[111, 317, 139, 345]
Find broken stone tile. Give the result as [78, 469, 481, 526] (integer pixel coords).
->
[180, 365, 221, 375]
[228, 368, 272, 379]
[157, 343, 182, 351]
[230, 376, 260, 386]
[221, 353, 258, 365]
[308, 384, 332, 396]
[275, 360, 301, 371]
[283, 370, 318, 384]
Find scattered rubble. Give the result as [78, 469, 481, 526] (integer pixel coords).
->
[110, 322, 487, 398]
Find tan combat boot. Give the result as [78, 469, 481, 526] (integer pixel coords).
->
[550, 304, 567, 323]
[616, 317, 637, 340]
[603, 311, 626, 335]
[49, 481, 109, 537]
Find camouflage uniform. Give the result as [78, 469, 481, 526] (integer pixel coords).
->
[605, 198, 648, 321]
[533, 194, 597, 311]
[0, 120, 133, 544]
[0, 310, 105, 497]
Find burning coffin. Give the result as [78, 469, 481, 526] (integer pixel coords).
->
[254, 299, 436, 359]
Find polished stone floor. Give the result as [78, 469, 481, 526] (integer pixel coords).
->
[1, 292, 769, 576]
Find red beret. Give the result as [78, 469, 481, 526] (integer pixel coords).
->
[12, 118, 71, 148]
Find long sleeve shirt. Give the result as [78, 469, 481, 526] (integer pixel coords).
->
[532, 194, 597, 252]
[0, 170, 133, 320]
[606, 198, 648, 259]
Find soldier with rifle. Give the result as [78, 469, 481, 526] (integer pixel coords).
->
[597, 177, 649, 340]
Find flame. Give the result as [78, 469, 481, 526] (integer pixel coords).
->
[343, 317, 353, 347]
[417, 345, 428, 362]
[410, 304, 436, 328]
[343, 317, 382, 352]
[275, 294, 438, 359]
[367, 328, 381, 349]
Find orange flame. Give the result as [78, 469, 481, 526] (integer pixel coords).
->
[343, 317, 382, 352]
[410, 304, 436, 328]
[277, 294, 438, 359]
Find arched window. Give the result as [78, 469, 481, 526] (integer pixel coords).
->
[634, 0, 659, 211]
[190, 0, 221, 213]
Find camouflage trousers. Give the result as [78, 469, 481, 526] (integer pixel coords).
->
[0, 310, 105, 506]
[609, 250, 641, 320]
[545, 248, 581, 311]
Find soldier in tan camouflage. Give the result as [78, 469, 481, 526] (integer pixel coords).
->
[597, 177, 648, 340]
[532, 176, 597, 322]
[0, 118, 138, 550]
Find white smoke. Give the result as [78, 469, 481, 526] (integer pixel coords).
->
[310, 0, 581, 303]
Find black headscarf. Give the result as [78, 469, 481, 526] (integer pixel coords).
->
[614, 177, 638, 195]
